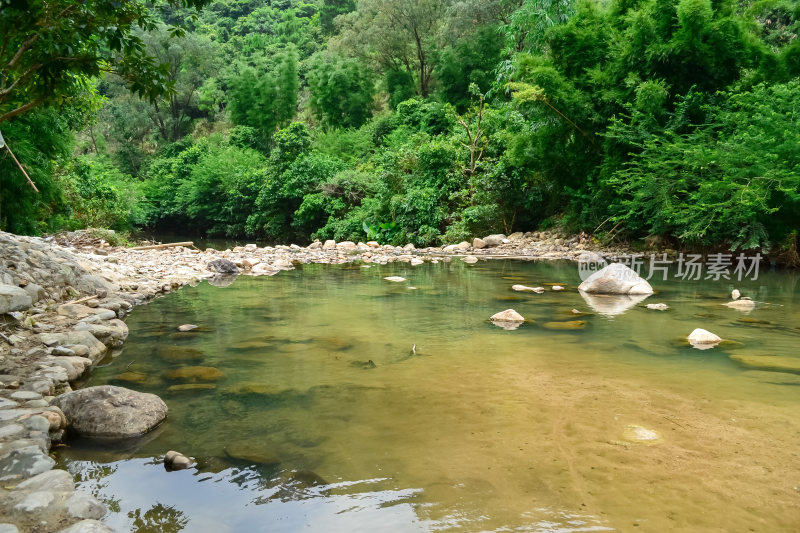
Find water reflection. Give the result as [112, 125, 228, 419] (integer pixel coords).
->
[578, 291, 650, 316]
[54, 261, 800, 532]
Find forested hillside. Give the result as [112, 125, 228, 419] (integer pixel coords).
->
[1, 0, 798, 256]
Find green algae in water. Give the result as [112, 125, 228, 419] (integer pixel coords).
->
[55, 261, 800, 532]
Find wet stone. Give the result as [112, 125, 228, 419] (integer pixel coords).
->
[10, 391, 41, 401]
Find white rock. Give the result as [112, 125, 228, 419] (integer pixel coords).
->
[383, 276, 406, 282]
[482, 234, 506, 247]
[551, 285, 565, 291]
[646, 303, 669, 311]
[410, 258, 424, 266]
[687, 328, 722, 345]
[724, 298, 755, 310]
[578, 263, 654, 295]
[322, 240, 336, 250]
[490, 309, 525, 323]
[461, 256, 478, 264]
[512, 285, 544, 293]
[472, 238, 486, 249]
[731, 289, 741, 300]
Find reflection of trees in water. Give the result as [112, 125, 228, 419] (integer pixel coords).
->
[69, 462, 122, 513]
[128, 503, 189, 533]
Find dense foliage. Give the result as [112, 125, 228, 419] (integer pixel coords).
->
[1, 0, 798, 257]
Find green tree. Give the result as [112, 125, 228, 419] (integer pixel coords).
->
[140, 26, 222, 142]
[332, 0, 449, 97]
[228, 47, 298, 141]
[307, 54, 375, 128]
[0, 0, 207, 125]
[320, 0, 356, 34]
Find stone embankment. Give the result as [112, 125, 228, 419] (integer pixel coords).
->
[0, 229, 602, 532]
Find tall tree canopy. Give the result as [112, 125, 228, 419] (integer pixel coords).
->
[0, 0, 208, 125]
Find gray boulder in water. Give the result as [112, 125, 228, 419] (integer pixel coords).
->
[52, 385, 167, 439]
[578, 263, 653, 295]
[207, 259, 239, 274]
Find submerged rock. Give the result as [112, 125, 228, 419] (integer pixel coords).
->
[646, 303, 669, 311]
[225, 442, 280, 465]
[52, 385, 167, 439]
[223, 382, 274, 396]
[543, 320, 586, 330]
[349, 359, 377, 369]
[622, 425, 661, 444]
[167, 383, 216, 392]
[177, 324, 198, 332]
[158, 346, 205, 362]
[164, 366, 225, 381]
[383, 276, 406, 282]
[729, 354, 800, 373]
[578, 263, 654, 295]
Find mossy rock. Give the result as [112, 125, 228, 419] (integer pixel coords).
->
[158, 346, 205, 362]
[223, 382, 275, 396]
[224, 442, 280, 465]
[729, 354, 800, 374]
[349, 359, 377, 369]
[165, 366, 225, 381]
[167, 383, 217, 392]
[737, 317, 772, 325]
[111, 372, 150, 384]
[543, 320, 587, 330]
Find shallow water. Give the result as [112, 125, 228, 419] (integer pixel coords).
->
[55, 260, 800, 532]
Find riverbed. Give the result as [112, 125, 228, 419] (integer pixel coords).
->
[55, 260, 800, 532]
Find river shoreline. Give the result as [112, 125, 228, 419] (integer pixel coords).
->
[0, 228, 770, 532]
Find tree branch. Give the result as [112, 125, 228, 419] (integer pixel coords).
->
[6, 35, 38, 70]
[0, 97, 46, 125]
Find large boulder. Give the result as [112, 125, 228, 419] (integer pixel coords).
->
[207, 259, 239, 274]
[52, 385, 167, 439]
[482, 234, 506, 247]
[0, 284, 32, 314]
[578, 263, 653, 295]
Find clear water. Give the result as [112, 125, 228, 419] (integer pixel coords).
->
[54, 260, 800, 532]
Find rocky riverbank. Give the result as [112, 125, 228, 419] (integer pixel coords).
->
[0, 229, 626, 532]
